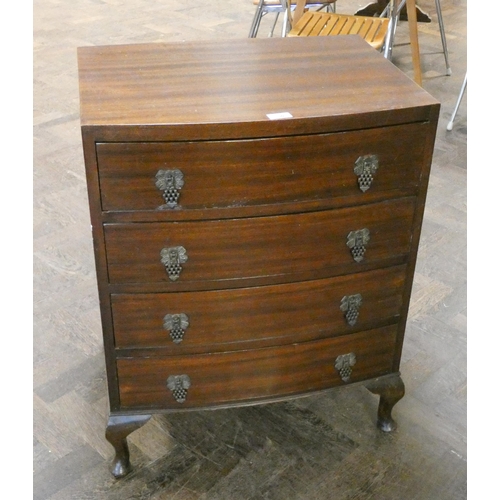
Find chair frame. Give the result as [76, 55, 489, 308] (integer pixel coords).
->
[249, 0, 335, 38]
[446, 73, 467, 131]
[284, 0, 451, 85]
[380, 0, 450, 74]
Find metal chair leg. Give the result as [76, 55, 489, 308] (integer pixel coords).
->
[435, 0, 451, 75]
[281, 8, 289, 37]
[281, 0, 292, 36]
[446, 73, 467, 131]
[249, 0, 265, 37]
[383, 16, 397, 60]
[382, 1, 398, 60]
[384, 0, 451, 75]
[269, 12, 280, 37]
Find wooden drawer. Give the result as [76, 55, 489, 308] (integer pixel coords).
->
[104, 197, 415, 286]
[112, 265, 406, 351]
[96, 123, 428, 213]
[117, 325, 398, 409]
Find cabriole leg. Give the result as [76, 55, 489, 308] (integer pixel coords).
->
[365, 373, 405, 432]
[105, 414, 152, 478]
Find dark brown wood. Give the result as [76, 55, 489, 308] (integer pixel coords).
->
[35, 0, 466, 496]
[105, 414, 152, 478]
[112, 265, 406, 352]
[96, 123, 428, 213]
[354, 1, 432, 23]
[104, 198, 416, 286]
[81, 128, 121, 411]
[117, 326, 398, 409]
[77, 36, 440, 478]
[77, 37, 438, 140]
[365, 373, 405, 432]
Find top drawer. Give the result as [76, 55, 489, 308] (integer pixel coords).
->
[96, 123, 428, 213]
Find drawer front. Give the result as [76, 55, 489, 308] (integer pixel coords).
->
[104, 198, 415, 285]
[117, 325, 398, 409]
[96, 123, 428, 212]
[112, 265, 406, 351]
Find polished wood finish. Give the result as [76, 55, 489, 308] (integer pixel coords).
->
[96, 123, 429, 214]
[77, 37, 435, 134]
[117, 326, 398, 409]
[105, 414, 152, 478]
[34, 0, 467, 497]
[104, 198, 415, 286]
[365, 372, 406, 432]
[112, 265, 407, 351]
[77, 36, 438, 477]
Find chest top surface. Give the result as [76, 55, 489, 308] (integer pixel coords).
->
[77, 36, 439, 139]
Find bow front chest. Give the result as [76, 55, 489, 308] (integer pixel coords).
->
[77, 36, 439, 478]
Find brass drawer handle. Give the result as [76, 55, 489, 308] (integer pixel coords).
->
[155, 169, 184, 208]
[346, 228, 370, 262]
[335, 353, 356, 382]
[167, 374, 191, 403]
[354, 154, 379, 192]
[340, 294, 362, 326]
[163, 313, 189, 343]
[160, 246, 188, 281]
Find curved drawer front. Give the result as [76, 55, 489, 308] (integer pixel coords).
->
[112, 265, 406, 351]
[96, 123, 428, 212]
[104, 198, 415, 285]
[117, 325, 398, 409]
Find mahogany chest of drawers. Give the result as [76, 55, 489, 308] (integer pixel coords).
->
[77, 36, 439, 478]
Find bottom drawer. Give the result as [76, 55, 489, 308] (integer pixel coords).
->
[117, 325, 398, 410]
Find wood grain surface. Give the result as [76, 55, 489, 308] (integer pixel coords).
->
[112, 265, 406, 351]
[96, 123, 429, 213]
[117, 326, 398, 409]
[104, 198, 416, 286]
[78, 36, 439, 143]
[33, 0, 467, 498]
